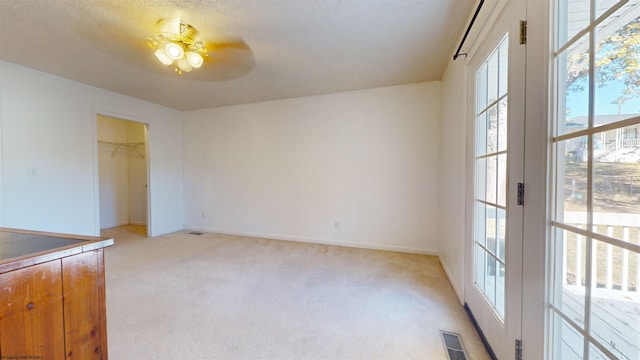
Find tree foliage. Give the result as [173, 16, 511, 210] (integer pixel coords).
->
[566, 17, 640, 105]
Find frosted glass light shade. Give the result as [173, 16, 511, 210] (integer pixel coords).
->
[177, 58, 193, 72]
[186, 51, 204, 68]
[154, 49, 173, 65]
[165, 42, 184, 60]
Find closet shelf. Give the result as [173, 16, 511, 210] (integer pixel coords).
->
[98, 141, 145, 159]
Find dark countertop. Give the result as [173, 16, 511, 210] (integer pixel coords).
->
[0, 232, 86, 261]
[0, 228, 114, 273]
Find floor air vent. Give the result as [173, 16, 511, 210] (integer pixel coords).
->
[188, 231, 204, 235]
[441, 331, 468, 360]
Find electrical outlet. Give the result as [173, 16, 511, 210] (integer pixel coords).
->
[334, 221, 340, 229]
[201, 211, 205, 219]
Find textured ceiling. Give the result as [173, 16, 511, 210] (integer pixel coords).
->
[0, 0, 475, 110]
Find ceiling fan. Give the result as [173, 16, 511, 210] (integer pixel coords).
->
[146, 18, 253, 79]
[83, 12, 255, 81]
[148, 19, 210, 75]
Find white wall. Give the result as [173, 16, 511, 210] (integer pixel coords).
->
[0, 60, 183, 237]
[184, 82, 441, 254]
[437, 0, 509, 304]
[438, 58, 468, 302]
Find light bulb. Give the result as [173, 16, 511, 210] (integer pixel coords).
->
[186, 51, 204, 68]
[165, 42, 184, 60]
[177, 58, 193, 72]
[154, 49, 173, 65]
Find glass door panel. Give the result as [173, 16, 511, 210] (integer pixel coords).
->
[549, 0, 640, 358]
[474, 36, 509, 318]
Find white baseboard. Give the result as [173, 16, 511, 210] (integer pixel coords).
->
[129, 221, 147, 226]
[439, 256, 464, 304]
[150, 226, 184, 238]
[183, 226, 439, 256]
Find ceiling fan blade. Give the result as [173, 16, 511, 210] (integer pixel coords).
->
[207, 39, 252, 52]
[78, 10, 254, 81]
[196, 39, 255, 81]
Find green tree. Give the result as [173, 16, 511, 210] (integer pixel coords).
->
[566, 17, 640, 106]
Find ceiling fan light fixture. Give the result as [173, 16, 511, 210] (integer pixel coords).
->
[186, 51, 204, 68]
[165, 42, 184, 60]
[177, 58, 193, 72]
[149, 18, 208, 75]
[154, 49, 173, 65]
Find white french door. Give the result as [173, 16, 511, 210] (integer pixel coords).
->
[548, 0, 640, 358]
[465, 1, 526, 358]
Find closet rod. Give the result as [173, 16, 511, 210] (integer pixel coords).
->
[98, 140, 145, 146]
[98, 141, 145, 159]
[453, 0, 485, 60]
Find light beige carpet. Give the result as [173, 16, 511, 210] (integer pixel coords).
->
[102, 227, 490, 360]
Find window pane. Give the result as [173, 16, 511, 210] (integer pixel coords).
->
[558, 34, 590, 137]
[477, 112, 487, 156]
[497, 208, 506, 262]
[486, 155, 497, 204]
[475, 201, 487, 247]
[477, 63, 488, 113]
[487, 104, 498, 154]
[488, 50, 499, 105]
[589, 343, 610, 360]
[475, 243, 486, 292]
[592, 126, 640, 242]
[596, 0, 627, 20]
[552, 311, 585, 359]
[556, 137, 589, 225]
[589, 240, 640, 359]
[499, 40, 509, 98]
[552, 227, 586, 326]
[498, 97, 508, 152]
[496, 261, 505, 317]
[476, 157, 487, 202]
[557, 0, 590, 49]
[486, 205, 497, 255]
[594, 4, 640, 125]
[497, 153, 507, 207]
[485, 253, 497, 305]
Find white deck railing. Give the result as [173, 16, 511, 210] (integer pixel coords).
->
[622, 138, 640, 148]
[562, 213, 640, 293]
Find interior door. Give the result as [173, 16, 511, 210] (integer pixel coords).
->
[464, 1, 526, 358]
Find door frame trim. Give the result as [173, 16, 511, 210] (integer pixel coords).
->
[522, 0, 552, 358]
[92, 109, 152, 238]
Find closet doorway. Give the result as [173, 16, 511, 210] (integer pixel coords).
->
[97, 115, 150, 237]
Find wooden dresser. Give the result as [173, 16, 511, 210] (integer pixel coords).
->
[0, 228, 114, 359]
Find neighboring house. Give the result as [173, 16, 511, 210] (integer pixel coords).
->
[565, 114, 640, 162]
